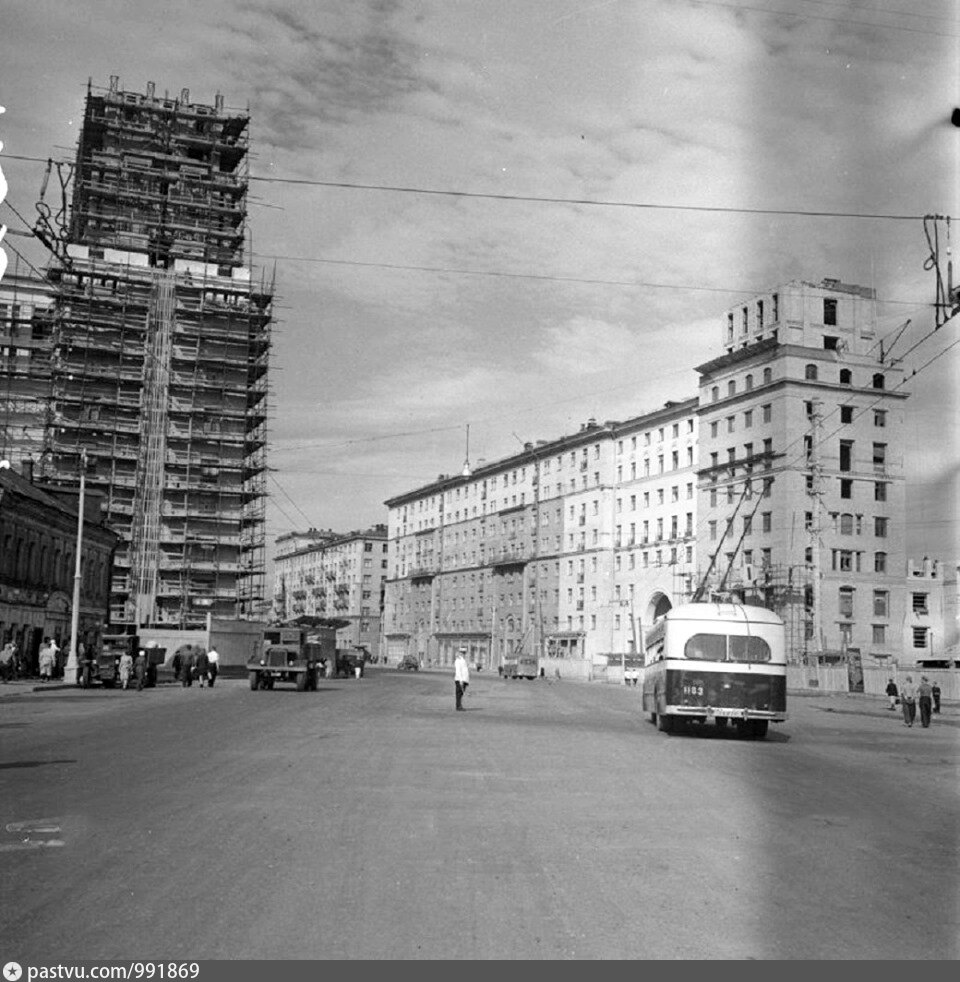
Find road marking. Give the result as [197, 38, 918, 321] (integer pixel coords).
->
[0, 839, 64, 852]
[2, 818, 64, 851]
[5, 819, 61, 833]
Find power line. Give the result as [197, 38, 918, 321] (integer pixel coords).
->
[9, 149, 953, 224]
[248, 174, 939, 223]
[261, 250, 932, 307]
[685, 0, 960, 37]
[268, 471, 317, 527]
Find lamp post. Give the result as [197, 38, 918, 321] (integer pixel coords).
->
[65, 449, 87, 681]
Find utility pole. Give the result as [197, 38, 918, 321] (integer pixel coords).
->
[808, 400, 824, 673]
[66, 448, 87, 681]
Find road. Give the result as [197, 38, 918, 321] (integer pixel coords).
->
[1, 668, 957, 960]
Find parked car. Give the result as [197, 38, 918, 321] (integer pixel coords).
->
[398, 655, 420, 671]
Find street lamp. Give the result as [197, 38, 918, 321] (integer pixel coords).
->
[65, 449, 87, 681]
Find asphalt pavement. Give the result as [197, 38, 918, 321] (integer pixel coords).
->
[1, 668, 957, 960]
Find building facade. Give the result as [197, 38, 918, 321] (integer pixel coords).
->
[695, 278, 908, 665]
[4, 77, 272, 631]
[0, 459, 119, 673]
[383, 401, 699, 670]
[0, 269, 56, 462]
[903, 558, 960, 666]
[273, 525, 388, 658]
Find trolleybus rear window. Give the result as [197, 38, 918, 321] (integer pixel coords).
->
[684, 633, 771, 663]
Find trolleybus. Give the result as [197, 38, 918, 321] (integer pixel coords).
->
[641, 602, 787, 739]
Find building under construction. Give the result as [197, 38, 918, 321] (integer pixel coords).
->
[31, 76, 272, 629]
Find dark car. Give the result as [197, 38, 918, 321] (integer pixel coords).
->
[398, 655, 420, 671]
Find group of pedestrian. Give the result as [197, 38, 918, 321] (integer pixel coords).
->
[37, 637, 60, 681]
[1, 637, 64, 682]
[172, 646, 219, 688]
[887, 676, 941, 728]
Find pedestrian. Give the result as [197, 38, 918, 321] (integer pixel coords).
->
[196, 648, 210, 688]
[0, 641, 14, 683]
[38, 639, 55, 682]
[172, 650, 183, 682]
[134, 649, 147, 692]
[885, 678, 898, 710]
[899, 675, 917, 727]
[119, 649, 133, 689]
[917, 676, 934, 728]
[206, 646, 219, 687]
[454, 646, 470, 711]
[181, 650, 195, 687]
[49, 637, 61, 678]
[931, 681, 941, 714]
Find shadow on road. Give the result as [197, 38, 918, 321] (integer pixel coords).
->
[0, 759, 78, 769]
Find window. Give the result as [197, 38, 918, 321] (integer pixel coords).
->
[711, 386, 719, 402]
[840, 406, 853, 424]
[726, 313, 734, 341]
[873, 591, 888, 617]
[728, 380, 736, 396]
[684, 633, 771, 663]
[872, 625, 886, 645]
[874, 552, 887, 573]
[709, 521, 717, 541]
[745, 373, 754, 391]
[839, 587, 854, 618]
[727, 416, 735, 433]
[763, 368, 772, 384]
[874, 410, 886, 427]
[805, 364, 818, 381]
[824, 298, 837, 326]
[744, 409, 753, 428]
[874, 517, 888, 538]
[840, 478, 853, 499]
[875, 482, 887, 502]
[760, 511, 771, 533]
[840, 368, 852, 385]
[839, 440, 853, 472]
[772, 294, 779, 320]
[710, 421, 719, 438]
[840, 513, 854, 535]
[762, 403, 772, 423]
[873, 443, 886, 472]
[912, 627, 928, 649]
[839, 551, 853, 572]
[872, 373, 885, 390]
[912, 593, 928, 614]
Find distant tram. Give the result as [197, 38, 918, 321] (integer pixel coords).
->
[641, 602, 787, 739]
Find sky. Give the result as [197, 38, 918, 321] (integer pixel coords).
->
[1, 0, 958, 572]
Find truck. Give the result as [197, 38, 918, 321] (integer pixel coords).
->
[502, 653, 539, 680]
[97, 633, 136, 688]
[248, 640, 322, 691]
[88, 634, 164, 688]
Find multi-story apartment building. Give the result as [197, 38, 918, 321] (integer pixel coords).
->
[0, 270, 56, 461]
[695, 278, 908, 665]
[273, 525, 388, 658]
[383, 401, 699, 669]
[4, 77, 273, 630]
[903, 558, 960, 666]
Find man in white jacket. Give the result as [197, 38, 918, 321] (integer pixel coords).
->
[454, 648, 470, 711]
